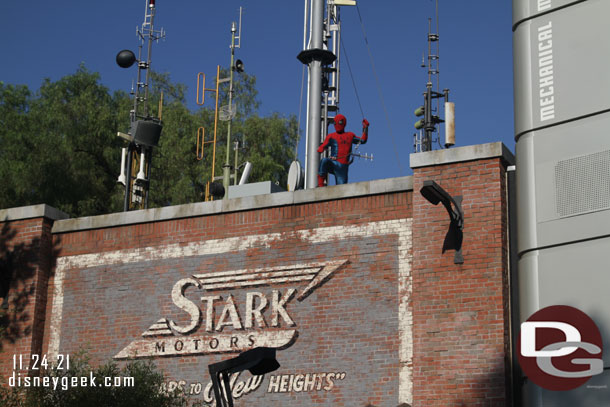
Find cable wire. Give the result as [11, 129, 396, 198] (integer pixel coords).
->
[340, 38, 365, 118]
[355, 4, 405, 175]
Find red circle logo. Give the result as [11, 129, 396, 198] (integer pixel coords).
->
[518, 305, 603, 391]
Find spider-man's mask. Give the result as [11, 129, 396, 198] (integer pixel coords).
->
[334, 114, 346, 133]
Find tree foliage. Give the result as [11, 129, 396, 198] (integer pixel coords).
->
[0, 65, 298, 216]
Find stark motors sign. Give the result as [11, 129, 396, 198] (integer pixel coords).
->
[114, 260, 348, 359]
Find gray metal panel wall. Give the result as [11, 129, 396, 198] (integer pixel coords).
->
[513, 0, 584, 29]
[513, 0, 610, 138]
[513, 0, 610, 405]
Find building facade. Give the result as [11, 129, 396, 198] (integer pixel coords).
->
[0, 143, 514, 406]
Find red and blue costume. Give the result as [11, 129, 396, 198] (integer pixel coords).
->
[317, 114, 369, 186]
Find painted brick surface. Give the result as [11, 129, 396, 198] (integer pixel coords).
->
[41, 193, 414, 407]
[1, 152, 511, 407]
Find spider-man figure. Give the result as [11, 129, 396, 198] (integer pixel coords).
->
[317, 114, 369, 186]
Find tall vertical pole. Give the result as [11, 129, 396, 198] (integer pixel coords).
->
[424, 86, 433, 152]
[123, 144, 133, 212]
[143, 2, 155, 118]
[212, 65, 220, 187]
[234, 141, 239, 185]
[305, 0, 324, 189]
[223, 23, 237, 198]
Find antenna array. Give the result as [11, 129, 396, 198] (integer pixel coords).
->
[299, 0, 358, 188]
[195, 8, 246, 201]
[115, 0, 166, 212]
[413, 0, 455, 153]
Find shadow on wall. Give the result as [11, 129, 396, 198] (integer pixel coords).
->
[0, 220, 60, 351]
[456, 309, 610, 407]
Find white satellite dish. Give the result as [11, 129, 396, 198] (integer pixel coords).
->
[287, 160, 304, 191]
[219, 103, 237, 121]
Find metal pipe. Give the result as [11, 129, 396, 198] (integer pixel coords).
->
[223, 24, 237, 198]
[424, 87, 433, 152]
[507, 165, 521, 407]
[305, 0, 324, 189]
[123, 144, 133, 212]
[133, 44, 143, 121]
[239, 162, 253, 185]
[234, 140, 239, 186]
[322, 90, 329, 149]
[143, 4, 155, 117]
[144, 147, 152, 209]
[211, 65, 220, 191]
[335, 14, 341, 106]
[303, 0, 309, 51]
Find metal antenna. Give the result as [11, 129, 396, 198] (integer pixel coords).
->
[413, 0, 452, 153]
[320, 0, 343, 156]
[235, 7, 243, 49]
[298, 0, 357, 189]
[222, 8, 243, 199]
[195, 9, 245, 201]
[133, 0, 165, 122]
[115, 0, 166, 212]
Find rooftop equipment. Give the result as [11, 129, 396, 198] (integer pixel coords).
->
[413, 0, 455, 153]
[115, 0, 165, 211]
[195, 8, 248, 201]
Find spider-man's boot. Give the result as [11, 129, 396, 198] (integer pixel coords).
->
[317, 174, 327, 187]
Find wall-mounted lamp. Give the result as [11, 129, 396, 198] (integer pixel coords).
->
[420, 180, 464, 264]
[208, 347, 280, 407]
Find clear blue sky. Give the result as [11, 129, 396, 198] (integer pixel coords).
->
[0, 0, 514, 184]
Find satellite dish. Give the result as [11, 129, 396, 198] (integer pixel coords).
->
[116, 50, 137, 68]
[219, 103, 237, 121]
[287, 160, 304, 191]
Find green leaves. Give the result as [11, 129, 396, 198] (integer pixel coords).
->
[0, 65, 298, 216]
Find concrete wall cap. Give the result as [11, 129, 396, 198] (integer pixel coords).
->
[0, 204, 69, 222]
[410, 142, 515, 169]
[51, 176, 413, 234]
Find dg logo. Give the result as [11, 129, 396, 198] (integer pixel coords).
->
[518, 305, 604, 391]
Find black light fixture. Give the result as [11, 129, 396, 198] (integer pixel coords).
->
[420, 180, 464, 264]
[208, 347, 280, 407]
[116, 49, 137, 68]
[233, 59, 244, 73]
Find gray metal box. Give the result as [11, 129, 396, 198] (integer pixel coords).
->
[227, 181, 285, 199]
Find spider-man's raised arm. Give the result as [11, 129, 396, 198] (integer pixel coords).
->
[353, 118, 370, 145]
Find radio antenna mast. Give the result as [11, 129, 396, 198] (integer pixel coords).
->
[298, 0, 357, 189]
[222, 7, 244, 199]
[413, 0, 454, 153]
[115, 0, 166, 211]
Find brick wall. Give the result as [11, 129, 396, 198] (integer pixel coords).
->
[0, 207, 62, 381]
[411, 148, 512, 406]
[0, 143, 514, 407]
[42, 189, 413, 407]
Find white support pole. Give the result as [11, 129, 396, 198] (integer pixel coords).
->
[305, 0, 324, 189]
